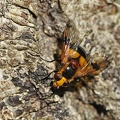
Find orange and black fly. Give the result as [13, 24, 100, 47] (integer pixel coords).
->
[53, 21, 110, 89]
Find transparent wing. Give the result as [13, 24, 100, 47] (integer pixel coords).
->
[75, 56, 110, 77]
[61, 20, 84, 64]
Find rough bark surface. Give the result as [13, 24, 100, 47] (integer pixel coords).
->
[0, 0, 120, 120]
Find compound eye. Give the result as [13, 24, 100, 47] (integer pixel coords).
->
[54, 73, 62, 81]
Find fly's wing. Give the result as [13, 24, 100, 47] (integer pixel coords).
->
[85, 56, 110, 76]
[75, 55, 110, 77]
[61, 20, 83, 64]
[61, 21, 71, 64]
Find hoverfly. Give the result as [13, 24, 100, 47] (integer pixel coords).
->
[53, 21, 110, 89]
